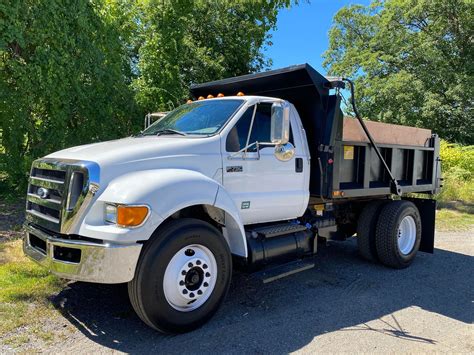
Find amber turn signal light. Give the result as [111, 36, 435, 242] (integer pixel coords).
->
[217, 93, 224, 97]
[207, 94, 214, 99]
[198, 96, 205, 100]
[236, 91, 245, 96]
[117, 205, 149, 227]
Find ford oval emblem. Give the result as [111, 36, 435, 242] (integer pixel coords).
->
[37, 187, 49, 199]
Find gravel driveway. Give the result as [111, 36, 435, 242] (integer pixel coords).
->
[22, 228, 469, 354]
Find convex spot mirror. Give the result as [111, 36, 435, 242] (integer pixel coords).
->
[274, 142, 295, 161]
[270, 101, 290, 145]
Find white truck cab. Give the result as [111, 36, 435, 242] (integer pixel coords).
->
[24, 64, 440, 333]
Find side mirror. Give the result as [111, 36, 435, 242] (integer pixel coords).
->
[144, 112, 168, 129]
[270, 101, 290, 145]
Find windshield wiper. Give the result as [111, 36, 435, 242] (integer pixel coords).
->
[155, 129, 187, 136]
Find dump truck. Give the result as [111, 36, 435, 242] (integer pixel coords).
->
[23, 64, 442, 333]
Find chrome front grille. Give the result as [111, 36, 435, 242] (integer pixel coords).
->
[26, 158, 100, 234]
[27, 162, 67, 231]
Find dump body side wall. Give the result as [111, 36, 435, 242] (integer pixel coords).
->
[310, 93, 441, 199]
[329, 136, 441, 199]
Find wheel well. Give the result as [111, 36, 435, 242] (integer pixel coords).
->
[166, 205, 224, 229]
[155, 204, 247, 258]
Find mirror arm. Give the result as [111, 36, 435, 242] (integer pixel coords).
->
[228, 141, 259, 160]
[244, 105, 258, 156]
[229, 141, 281, 160]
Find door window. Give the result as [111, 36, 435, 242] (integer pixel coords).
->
[226, 103, 273, 152]
[226, 103, 294, 152]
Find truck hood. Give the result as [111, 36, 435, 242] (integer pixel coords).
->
[46, 136, 222, 182]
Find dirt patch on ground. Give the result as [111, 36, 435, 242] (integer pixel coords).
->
[0, 198, 25, 241]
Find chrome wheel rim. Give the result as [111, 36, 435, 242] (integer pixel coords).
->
[163, 244, 217, 312]
[397, 215, 416, 255]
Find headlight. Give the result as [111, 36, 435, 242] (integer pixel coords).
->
[105, 203, 149, 227]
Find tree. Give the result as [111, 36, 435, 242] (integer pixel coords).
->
[132, 0, 293, 111]
[323, 0, 474, 144]
[0, 0, 139, 190]
[0, 0, 294, 191]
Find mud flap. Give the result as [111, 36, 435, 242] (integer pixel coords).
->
[404, 197, 436, 253]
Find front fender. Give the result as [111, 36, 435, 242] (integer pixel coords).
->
[79, 169, 247, 256]
[99, 169, 220, 218]
[214, 186, 248, 257]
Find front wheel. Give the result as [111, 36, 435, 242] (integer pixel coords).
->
[128, 218, 232, 333]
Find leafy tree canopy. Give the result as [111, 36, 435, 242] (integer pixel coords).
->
[132, 0, 293, 111]
[0, 0, 292, 190]
[0, 0, 138, 187]
[323, 0, 473, 144]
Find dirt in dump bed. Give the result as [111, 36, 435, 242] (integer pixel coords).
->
[343, 117, 432, 147]
[0, 198, 25, 241]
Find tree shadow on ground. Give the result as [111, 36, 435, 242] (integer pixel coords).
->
[52, 237, 473, 353]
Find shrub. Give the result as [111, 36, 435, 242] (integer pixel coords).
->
[438, 140, 474, 203]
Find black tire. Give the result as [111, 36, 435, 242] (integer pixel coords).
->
[356, 201, 387, 262]
[375, 200, 422, 269]
[128, 218, 232, 333]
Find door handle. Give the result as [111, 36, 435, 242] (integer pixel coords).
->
[295, 158, 303, 173]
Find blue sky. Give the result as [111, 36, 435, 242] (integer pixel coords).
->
[266, 0, 371, 74]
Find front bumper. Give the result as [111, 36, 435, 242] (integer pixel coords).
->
[23, 223, 142, 283]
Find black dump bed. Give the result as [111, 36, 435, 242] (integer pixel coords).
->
[190, 64, 442, 200]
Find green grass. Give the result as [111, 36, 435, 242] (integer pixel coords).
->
[436, 209, 474, 232]
[0, 239, 66, 347]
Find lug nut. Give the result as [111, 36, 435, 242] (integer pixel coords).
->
[182, 289, 188, 294]
[189, 292, 195, 298]
[181, 270, 186, 276]
[203, 282, 209, 287]
[205, 272, 210, 277]
[203, 264, 208, 269]
[179, 280, 185, 286]
[197, 290, 203, 295]
[196, 260, 201, 265]
[188, 262, 193, 268]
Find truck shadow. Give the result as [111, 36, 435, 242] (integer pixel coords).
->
[52, 237, 473, 353]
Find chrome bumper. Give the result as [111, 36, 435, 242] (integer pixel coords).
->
[23, 224, 142, 284]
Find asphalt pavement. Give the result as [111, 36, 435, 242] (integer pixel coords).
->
[37, 229, 474, 353]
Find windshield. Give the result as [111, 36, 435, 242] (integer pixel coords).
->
[140, 99, 244, 136]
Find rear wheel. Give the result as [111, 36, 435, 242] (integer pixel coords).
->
[356, 201, 387, 261]
[375, 200, 421, 269]
[128, 218, 232, 333]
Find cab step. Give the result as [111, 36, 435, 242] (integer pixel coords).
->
[249, 223, 309, 238]
[253, 259, 315, 284]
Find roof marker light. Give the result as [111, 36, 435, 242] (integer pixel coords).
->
[217, 93, 224, 97]
[207, 94, 214, 99]
[186, 99, 193, 104]
[198, 96, 205, 100]
[236, 92, 245, 96]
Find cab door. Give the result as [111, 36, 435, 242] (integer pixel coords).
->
[222, 102, 309, 225]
